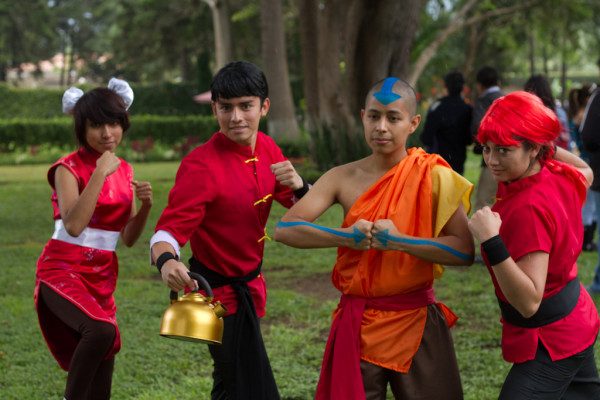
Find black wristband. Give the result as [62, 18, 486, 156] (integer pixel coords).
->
[481, 235, 510, 266]
[156, 252, 176, 273]
[293, 176, 310, 199]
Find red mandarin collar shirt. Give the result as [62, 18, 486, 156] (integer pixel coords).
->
[489, 163, 599, 363]
[155, 131, 296, 315]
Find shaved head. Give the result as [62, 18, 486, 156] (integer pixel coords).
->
[365, 78, 418, 116]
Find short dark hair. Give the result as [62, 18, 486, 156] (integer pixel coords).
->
[444, 71, 465, 96]
[73, 88, 130, 150]
[476, 66, 499, 89]
[210, 61, 269, 103]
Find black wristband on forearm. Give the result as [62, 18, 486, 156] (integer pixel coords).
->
[156, 252, 176, 273]
[481, 235, 511, 266]
[293, 176, 310, 199]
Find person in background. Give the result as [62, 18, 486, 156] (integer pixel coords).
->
[150, 61, 310, 400]
[274, 77, 474, 400]
[581, 57, 600, 295]
[569, 83, 596, 251]
[469, 91, 600, 399]
[524, 74, 571, 151]
[35, 78, 153, 400]
[471, 66, 504, 213]
[420, 70, 472, 175]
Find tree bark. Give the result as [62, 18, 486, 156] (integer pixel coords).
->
[260, 0, 300, 140]
[203, 0, 233, 71]
[298, 0, 320, 133]
[316, 0, 355, 131]
[463, 22, 486, 94]
[180, 47, 192, 82]
[529, 29, 535, 76]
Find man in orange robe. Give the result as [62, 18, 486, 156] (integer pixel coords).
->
[274, 77, 474, 400]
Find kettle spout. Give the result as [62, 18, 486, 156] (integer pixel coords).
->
[213, 301, 228, 318]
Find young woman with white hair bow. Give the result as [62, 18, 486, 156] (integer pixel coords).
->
[35, 78, 153, 400]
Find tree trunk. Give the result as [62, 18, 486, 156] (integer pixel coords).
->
[344, 0, 425, 113]
[67, 44, 75, 86]
[317, 0, 355, 131]
[542, 45, 549, 76]
[298, 0, 320, 133]
[463, 22, 486, 99]
[529, 29, 536, 76]
[203, 0, 233, 71]
[180, 47, 192, 82]
[260, 0, 300, 141]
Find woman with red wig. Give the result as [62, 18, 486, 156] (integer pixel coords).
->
[468, 91, 600, 399]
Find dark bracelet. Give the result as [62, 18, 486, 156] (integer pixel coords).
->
[481, 235, 511, 266]
[156, 252, 176, 273]
[293, 176, 310, 199]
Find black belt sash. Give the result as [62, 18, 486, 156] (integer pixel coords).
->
[188, 257, 280, 399]
[497, 277, 580, 328]
[189, 256, 262, 289]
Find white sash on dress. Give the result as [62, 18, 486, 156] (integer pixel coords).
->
[52, 219, 120, 251]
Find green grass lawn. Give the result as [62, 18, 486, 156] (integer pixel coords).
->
[1, 156, 599, 400]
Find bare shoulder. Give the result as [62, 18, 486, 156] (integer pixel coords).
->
[315, 158, 376, 213]
[315, 159, 366, 186]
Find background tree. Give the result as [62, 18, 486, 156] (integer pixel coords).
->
[0, 0, 56, 82]
[261, 0, 300, 140]
[110, 0, 213, 82]
[4, 0, 600, 158]
[202, 0, 233, 70]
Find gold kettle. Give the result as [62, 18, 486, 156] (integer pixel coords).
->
[160, 271, 228, 344]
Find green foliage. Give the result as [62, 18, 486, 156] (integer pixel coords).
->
[110, 0, 213, 82]
[0, 82, 213, 119]
[0, 115, 219, 152]
[0, 0, 57, 73]
[130, 82, 213, 116]
[0, 84, 64, 119]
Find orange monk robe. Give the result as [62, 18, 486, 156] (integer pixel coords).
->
[332, 147, 473, 372]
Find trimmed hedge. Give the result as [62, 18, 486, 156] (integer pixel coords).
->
[0, 82, 213, 119]
[0, 115, 220, 151]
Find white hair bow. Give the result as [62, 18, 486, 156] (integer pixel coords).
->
[62, 77, 134, 114]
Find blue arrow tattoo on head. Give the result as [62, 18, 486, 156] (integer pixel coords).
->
[373, 77, 402, 105]
[373, 229, 471, 261]
[277, 221, 367, 245]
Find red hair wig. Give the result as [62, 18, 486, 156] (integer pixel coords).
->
[476, 91, 559, 161]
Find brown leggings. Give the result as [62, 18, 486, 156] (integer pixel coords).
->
[360, 304, 463, 400]
[39, 283, 116, 400]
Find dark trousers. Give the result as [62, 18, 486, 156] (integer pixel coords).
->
[208, 313, 279, 400]
[39, 283, 116, 400]
[499, 341, 600, 399]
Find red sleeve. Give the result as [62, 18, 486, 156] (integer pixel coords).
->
[260, 133, 296, 208]
[47, 155, 84, 192]
[155, 151, 217, 246]
[501, 202, 554, 262]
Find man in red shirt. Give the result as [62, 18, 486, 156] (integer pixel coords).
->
[150, 61, 309, 400]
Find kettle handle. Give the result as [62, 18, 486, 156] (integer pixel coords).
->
[169, 271, 214, 302]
